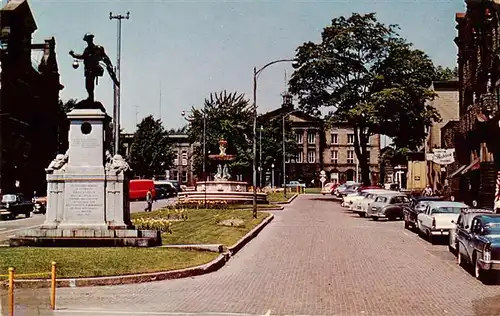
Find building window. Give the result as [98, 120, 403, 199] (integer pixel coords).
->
[174, 152, 179, 166]
[365, 150, 370, 163]
[308, 132, 316, 144]
[347, 134, 354, 144]
[296, 132, 303, 144]
[172, 170, 179, 181]
[331, 133, 338, 144]
[182, 171, 188, 184]
[297, 152, 303, 163]
[347, 150, 354, 164]
[181, 151, 188, 166]
[307, 151, 315, 163]
[331, 150, 338, 163]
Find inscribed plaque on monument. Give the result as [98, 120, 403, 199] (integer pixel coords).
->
[64, 181, 105, 221]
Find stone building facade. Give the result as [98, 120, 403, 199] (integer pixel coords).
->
[0, 0, 65, 197]
[322, 124, 380, 184]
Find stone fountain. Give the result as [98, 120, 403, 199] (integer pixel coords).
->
[178, 139, 267, 203]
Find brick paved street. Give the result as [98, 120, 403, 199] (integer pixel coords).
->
[4, 194, 500, 315]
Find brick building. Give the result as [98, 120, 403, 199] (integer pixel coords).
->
[167, 133, 194, 186]
[322, 124, 380, 184]
[259, 91, 380, 186]
[448, 3, 500, 208]
[258, 92, 323, 186]
[120, 132, 194, 185]
[0, 0, 65, 196]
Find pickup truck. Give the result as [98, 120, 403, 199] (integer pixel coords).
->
[403, 196, 444, 231]
[416, 201, 469, 244]
[0, 194, 33, 220]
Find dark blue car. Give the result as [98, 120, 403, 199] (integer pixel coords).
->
[456, 214, 500, 283]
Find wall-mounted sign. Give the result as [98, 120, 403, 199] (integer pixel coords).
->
[430, 148, 455, 165]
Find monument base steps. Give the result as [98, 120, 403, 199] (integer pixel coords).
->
[10, 229, 161, 247]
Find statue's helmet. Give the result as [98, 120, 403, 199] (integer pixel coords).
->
[83, 33, 94, 42]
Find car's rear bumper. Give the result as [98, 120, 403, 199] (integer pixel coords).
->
[430, 229, 450, 236]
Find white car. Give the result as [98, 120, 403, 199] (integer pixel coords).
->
[449, 208, 494, 254]
[343, 189, 387, 208]
[352, 190, 396, 217]
[417, 201, 469, 244]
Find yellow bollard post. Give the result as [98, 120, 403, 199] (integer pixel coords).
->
[8, 267, 14, 316]
[50, 262, 57, 310]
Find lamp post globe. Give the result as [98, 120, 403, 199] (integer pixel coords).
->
[72, 60, 79, 69]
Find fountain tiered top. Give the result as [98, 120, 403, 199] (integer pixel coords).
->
[208, 139, 235, 161]
[209, 139, 235, 181]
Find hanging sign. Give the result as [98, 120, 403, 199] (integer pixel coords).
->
[431, 149, 455, 165]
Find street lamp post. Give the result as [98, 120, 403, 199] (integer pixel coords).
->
[271, 163, 275, 190]
[109, 11, 130, 155]
[259, 125, 263, 188]
[253, 58, 294, 218]
[282, 110, 299, 199]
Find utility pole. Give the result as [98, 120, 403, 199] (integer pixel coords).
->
[135, 105, 139, 127]
[109, 11, 130, 154]
[159, 80, 162, 121]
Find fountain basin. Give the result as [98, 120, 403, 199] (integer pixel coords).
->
[178, 181, 268, 204]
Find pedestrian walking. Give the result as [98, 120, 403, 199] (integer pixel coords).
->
[145, 189, 153, 212]
[422, 185, 433, 197]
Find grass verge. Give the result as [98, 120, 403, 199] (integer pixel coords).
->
[133, 209, 269, 246]
[267, 191, 296, 203]
[0, 247, 217, 279]
[305, 187, 322, 194]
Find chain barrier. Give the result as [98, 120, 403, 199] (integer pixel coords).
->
[2, 262, 57, 316]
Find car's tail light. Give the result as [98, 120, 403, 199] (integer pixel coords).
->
[484, 243, 492, 261]
[431, 217, 436, 229]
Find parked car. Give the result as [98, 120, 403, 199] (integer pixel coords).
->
[367, 193, 411, 221]
[456, 214, 500, 282]
[449, 208, 494, 254]
[32, 196, 47, 214]
[416, 201, 469, 244]
[0, 193, 33, 220]
[154, 181, 177, 199]
[342, 189, 387, 208]
[333, 182, 357, 197]
[340, 184, 362, 197]
[321, 182, 338, 195]
[352, 191, 396, 217]
[285, 181, 306, 188]
[167, 180, 182, 193]
[403, 196, 445, 230]
[129, 179, 156, 201]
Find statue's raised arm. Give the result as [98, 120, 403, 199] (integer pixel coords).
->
[70, 33, 120, 101]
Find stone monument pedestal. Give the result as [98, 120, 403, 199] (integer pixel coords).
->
[10, 101, 161, 247]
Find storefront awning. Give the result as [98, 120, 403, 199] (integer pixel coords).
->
[448, 158, 480, 179]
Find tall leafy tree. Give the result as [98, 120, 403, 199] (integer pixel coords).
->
[289, 13, 439, 185]
[129, 115, 173, 178]
[434, 65, 458, 81]
[186, 91, 253, 181]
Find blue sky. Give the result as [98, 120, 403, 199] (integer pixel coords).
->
[27, 0, 465, 134]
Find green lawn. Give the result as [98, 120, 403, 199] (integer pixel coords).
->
[305, 187, 322, 194]
[0, 247, 217, 279]
[267, 191, 295, 203]
[132, 209, 270, 246]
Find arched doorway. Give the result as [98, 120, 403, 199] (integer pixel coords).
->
[346, 169, 355, 182]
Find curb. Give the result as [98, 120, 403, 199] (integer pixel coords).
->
[4, 214, 275, 289]
[228, 214, 274, 256]
[271, 193, 298, 205]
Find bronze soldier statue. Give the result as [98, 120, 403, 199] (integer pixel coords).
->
[69, 33, 119, 102]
